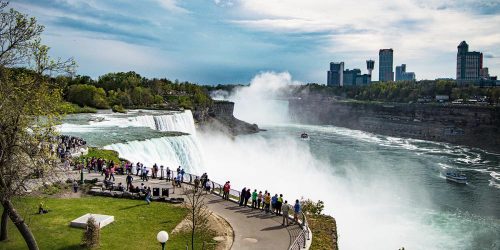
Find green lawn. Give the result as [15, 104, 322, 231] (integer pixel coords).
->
[77, 148, 121, 163]
[0, 197, 213, 250]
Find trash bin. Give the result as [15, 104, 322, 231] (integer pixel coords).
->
[153, 187, 160, 196]
[161, 188, 169, 197]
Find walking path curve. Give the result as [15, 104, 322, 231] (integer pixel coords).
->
[84, 172, 303, 250]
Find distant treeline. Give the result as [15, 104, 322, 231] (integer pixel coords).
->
[51, 71, 213, 111]
[292, 80, 500, 104]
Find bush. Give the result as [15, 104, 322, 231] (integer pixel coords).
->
[111, 104, 126, 113]
[58, 102, 97, 114]
[301, 199, 325, 215]
[81, 217, 100, 249]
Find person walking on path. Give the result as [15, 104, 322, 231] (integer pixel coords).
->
[294, 199, 301, 224]
[239, 188, 246, 206]
[166, 167, 171, 181]
[251, 189, 258, 209]
[282, 200, 290, 226]
[145, 188, 152, 205]
[126, 173, 133, 191]
[72, 180, 79, 193]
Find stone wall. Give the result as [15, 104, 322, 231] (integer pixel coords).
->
[289, 100, 500, 153]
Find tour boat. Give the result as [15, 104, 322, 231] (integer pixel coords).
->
[300, 133, 309, 140]
[446, 172, 467, 184]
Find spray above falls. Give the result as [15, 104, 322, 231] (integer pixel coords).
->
[226, 71, 301, 125]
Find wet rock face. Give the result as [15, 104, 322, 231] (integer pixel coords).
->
[289, 99, 500, 153]
[198, 101, 260, 136]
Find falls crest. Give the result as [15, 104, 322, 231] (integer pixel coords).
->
[127, 110, 196, 134]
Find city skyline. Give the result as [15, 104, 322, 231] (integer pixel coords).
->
[11, 0, 500, 84]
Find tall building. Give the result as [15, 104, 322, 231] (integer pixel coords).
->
[395, 64, 416, 81]
[343, 69, 361, 86]
[456, 41, 482, 82]
[379, 49, 394, 82]
[327, 62, 344, 86]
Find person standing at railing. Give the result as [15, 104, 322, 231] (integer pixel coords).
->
[282, 200, 290, 226]
[293, 199, 301, 224]
[180, 168, 185, 182]
[244, 188, 251, 207]
[194, 176, 200, 191]
[166, 167, 171, 181]
[223, 181, 230, 200]
[239, 187, 246, 206]
[276, 194, 283, 216]
[257, 191, 263, 210]
[251, 189, 258, 209]
[205, 179, 211, 193]
[264, 192, 271, 213]
[271, 194, 278, 214]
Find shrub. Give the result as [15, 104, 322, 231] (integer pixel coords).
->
[81, 216, 100, 249]
[301, 199, 325, 215]
[111, 104, 126, 113]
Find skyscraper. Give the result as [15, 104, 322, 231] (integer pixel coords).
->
[396, 64, 416, 81]
[379, 49, 394, 82]
[456, 41, 482, 82]
[327, 62, 344, 86]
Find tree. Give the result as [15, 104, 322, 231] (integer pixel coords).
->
[0, 2, 75, 249]
[182, 185, 211, 250]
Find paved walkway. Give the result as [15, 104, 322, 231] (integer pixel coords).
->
[83, 172, 302, 250]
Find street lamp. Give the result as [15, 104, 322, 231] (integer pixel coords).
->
[157, 231, 169, 250]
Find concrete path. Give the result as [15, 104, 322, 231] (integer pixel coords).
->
[83, 172, 302, 250]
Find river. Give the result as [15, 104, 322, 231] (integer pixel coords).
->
[58, 106, 499, 250]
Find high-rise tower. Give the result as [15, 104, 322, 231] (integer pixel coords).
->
[456, 41, 482, 82]
[379, 49, 394, 82]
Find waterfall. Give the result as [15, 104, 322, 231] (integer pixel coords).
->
[127, 110, 196, 134]
[101, 110, 203, 174]
[104, 135, 204, 174]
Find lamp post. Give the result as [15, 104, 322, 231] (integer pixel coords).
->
[157, 231, 169, 250]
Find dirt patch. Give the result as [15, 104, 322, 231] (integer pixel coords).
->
[171, 212, 234, 250]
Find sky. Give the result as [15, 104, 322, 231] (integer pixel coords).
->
[11, 0, 500, 85]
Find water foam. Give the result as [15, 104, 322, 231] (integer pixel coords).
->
[104, 135, 204, 174]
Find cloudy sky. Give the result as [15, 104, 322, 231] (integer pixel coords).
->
[11, 0, 500, 84]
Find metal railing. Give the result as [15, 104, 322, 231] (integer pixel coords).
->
[179, 171, 311, 249]
[289, 212, 310, 250]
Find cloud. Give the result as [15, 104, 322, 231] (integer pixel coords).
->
[156, 0, 190, 14]
[229, 0, 500, 80]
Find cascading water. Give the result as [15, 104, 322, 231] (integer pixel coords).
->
[125, 110, 196, 134]
[104, 135, 204, 174]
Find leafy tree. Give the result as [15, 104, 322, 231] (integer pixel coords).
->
[0, 3, 76, 249]
[66, 84, 108, 108]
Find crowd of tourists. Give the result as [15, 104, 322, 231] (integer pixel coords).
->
[222, 182, 302, 226]
[76, 152, 303, 226]
[56, 135, 86, 159]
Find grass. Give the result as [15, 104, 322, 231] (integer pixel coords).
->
[77, 147, 121, 164]
[0, 197, 216, 250]
[309, 214, 338, 250]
